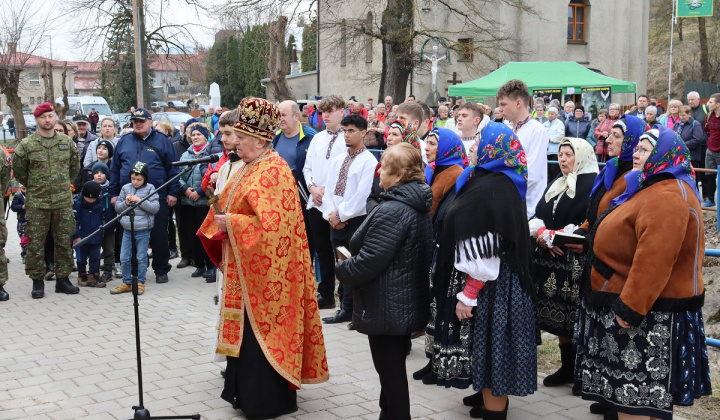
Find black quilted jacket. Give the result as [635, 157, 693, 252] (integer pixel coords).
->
[336, 180, 433, 336]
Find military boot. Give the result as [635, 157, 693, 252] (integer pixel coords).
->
[78, 273, 89, 287]
[86, 273, 106, 288]
[31, 280, 45, 299]
[55, 277, 79, 294]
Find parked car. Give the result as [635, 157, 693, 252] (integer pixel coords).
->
[23, 115, 38, 134]
[166, 101, 188, 111]
[150, 101, 169, 112]
[151, 112, 193, 131]
[111, 113, 132, 131]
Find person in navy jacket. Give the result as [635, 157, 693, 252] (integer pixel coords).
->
[109, 108, 179, 283]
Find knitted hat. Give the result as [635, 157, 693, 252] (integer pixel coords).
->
[92, 162, 110, 178]
[130, 161, 149, 185]
[82, 181, 102, 198]
[33, 102, 54, 118]
[233, 97, 280, 142]
[189, 123, 210, 140]
[96, 140, 114, 159]
[575, 105, 585, 113]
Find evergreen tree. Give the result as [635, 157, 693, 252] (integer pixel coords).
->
[205, 38, 230, 107]
[301, 18, 317, 73]
[286, 34, 296, 74]
[226, 36, 242, 106]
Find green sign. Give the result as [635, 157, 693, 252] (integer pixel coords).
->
[677, 0, 714, 18]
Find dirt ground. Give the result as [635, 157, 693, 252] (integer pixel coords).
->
[537, 209, 720, 420]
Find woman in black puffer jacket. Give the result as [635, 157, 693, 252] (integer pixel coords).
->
[336, 143, 433, 420]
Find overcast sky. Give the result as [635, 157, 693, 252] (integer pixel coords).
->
[38, 0, 217, 62]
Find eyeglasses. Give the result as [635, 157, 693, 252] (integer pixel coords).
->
[633, 146, 652, 156]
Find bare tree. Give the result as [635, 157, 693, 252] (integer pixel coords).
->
[0, 0, 50, 139]
[268, 15, 295, 101]
[218, 0, 534, 101]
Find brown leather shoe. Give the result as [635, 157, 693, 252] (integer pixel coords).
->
[110, 282, 132, 294]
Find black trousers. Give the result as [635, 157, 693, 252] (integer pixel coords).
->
[150, 201, 170, 275]
[222, 315, 297, 418]
[368, 334, 411, 420]
[178, 204, 214, 270]
[167, 205, 177, 252]
[175, 202, 193, 262]
[331, 216, 365, 312]
[692, 159, 705, 197]
[309, 208, 336, 300]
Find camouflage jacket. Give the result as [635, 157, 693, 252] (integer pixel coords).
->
[12, 131, 79, 209]
[0, 147, 10, 197]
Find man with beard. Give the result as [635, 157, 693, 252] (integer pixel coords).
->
[12, 102, 80, 298]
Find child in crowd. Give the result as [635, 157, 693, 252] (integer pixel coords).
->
[10, 184, 27, 263]
[72, 181, 106, 288]
[92, 162, 117, 282]
[111, 162, 159, 295]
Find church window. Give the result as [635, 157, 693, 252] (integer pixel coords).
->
[568, 0, 587, 43]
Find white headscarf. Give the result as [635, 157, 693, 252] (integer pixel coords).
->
[544, 137, 599, 202]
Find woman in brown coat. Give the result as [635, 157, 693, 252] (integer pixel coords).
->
[576, 127, 711, 420]
[424, 127, 468, 215]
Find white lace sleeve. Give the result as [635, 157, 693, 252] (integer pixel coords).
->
[453, 234, 501, 282]
[528, 218, 545, 238]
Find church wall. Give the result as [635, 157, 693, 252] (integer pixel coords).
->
[315, 0, 649, 107]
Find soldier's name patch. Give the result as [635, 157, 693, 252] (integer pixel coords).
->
[58, 144, 69, 150]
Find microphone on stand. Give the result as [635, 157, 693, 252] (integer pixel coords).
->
[171, 154, 220, 167]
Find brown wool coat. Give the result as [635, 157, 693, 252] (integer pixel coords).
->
[588, 179, 705, 326]
[429, 165, 464, 216]
[578, 175, 628, 232]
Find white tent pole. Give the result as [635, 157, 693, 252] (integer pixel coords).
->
[668, 0, 677, 103]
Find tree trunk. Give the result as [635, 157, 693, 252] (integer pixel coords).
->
[699, 17, 710, 82]
[56, 62, 70, 119]
[379, 1, 414, 102]
[42, 60, 55, 103]
[268, 16, 295, 101]
[677, 18, 682, 42]
[0, 68, 27, 139]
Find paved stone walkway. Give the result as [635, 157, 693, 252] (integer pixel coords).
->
[0, 210, 683, 420]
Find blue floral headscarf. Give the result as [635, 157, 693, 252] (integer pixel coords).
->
[424, 127, 468, 185]
[455, 121, 528, 200]
[590, 114, 649, 197]
[611, 125, 700, 206]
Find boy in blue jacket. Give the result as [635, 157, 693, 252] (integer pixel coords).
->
[72, 181, 106, 288]
[92, 162, 117, 282]
[111, 162, 159, 295]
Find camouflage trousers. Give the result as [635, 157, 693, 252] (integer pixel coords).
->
[0, 211, 7, 286]
[25, 207, 75, 281]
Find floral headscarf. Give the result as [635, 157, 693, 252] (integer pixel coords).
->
[424, 127, 469, 185]
[389, 120, 421, 150]
[590, 114, 649, 197]
[455, 121, 528, 200]
[611, 125, 700, 206]
[544, 137, 599, 202]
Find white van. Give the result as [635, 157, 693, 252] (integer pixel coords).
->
[55, 96, 114, 120]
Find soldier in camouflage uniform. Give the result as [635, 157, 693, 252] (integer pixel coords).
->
[0, 146, 11, 301]
[12, 102, 81, 298]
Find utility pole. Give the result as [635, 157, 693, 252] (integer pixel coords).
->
[131, 0, 145, 108]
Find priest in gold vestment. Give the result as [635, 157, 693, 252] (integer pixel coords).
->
[198, 97, 329, 419]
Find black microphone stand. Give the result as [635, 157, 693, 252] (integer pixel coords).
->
[74, 165, 201, 420]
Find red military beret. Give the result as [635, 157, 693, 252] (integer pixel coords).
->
[33, 102, 55, 118]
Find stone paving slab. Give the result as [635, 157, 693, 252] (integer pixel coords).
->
[0, 210, 687, 419]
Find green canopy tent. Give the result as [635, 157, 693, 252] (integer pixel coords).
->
[448, 61, 636, 97]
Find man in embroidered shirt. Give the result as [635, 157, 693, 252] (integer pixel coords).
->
[321, 114, 377, 325]
[497, 79, 549, 219]
[302, 95, 348, 310]
[456, 102, 487, 153]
